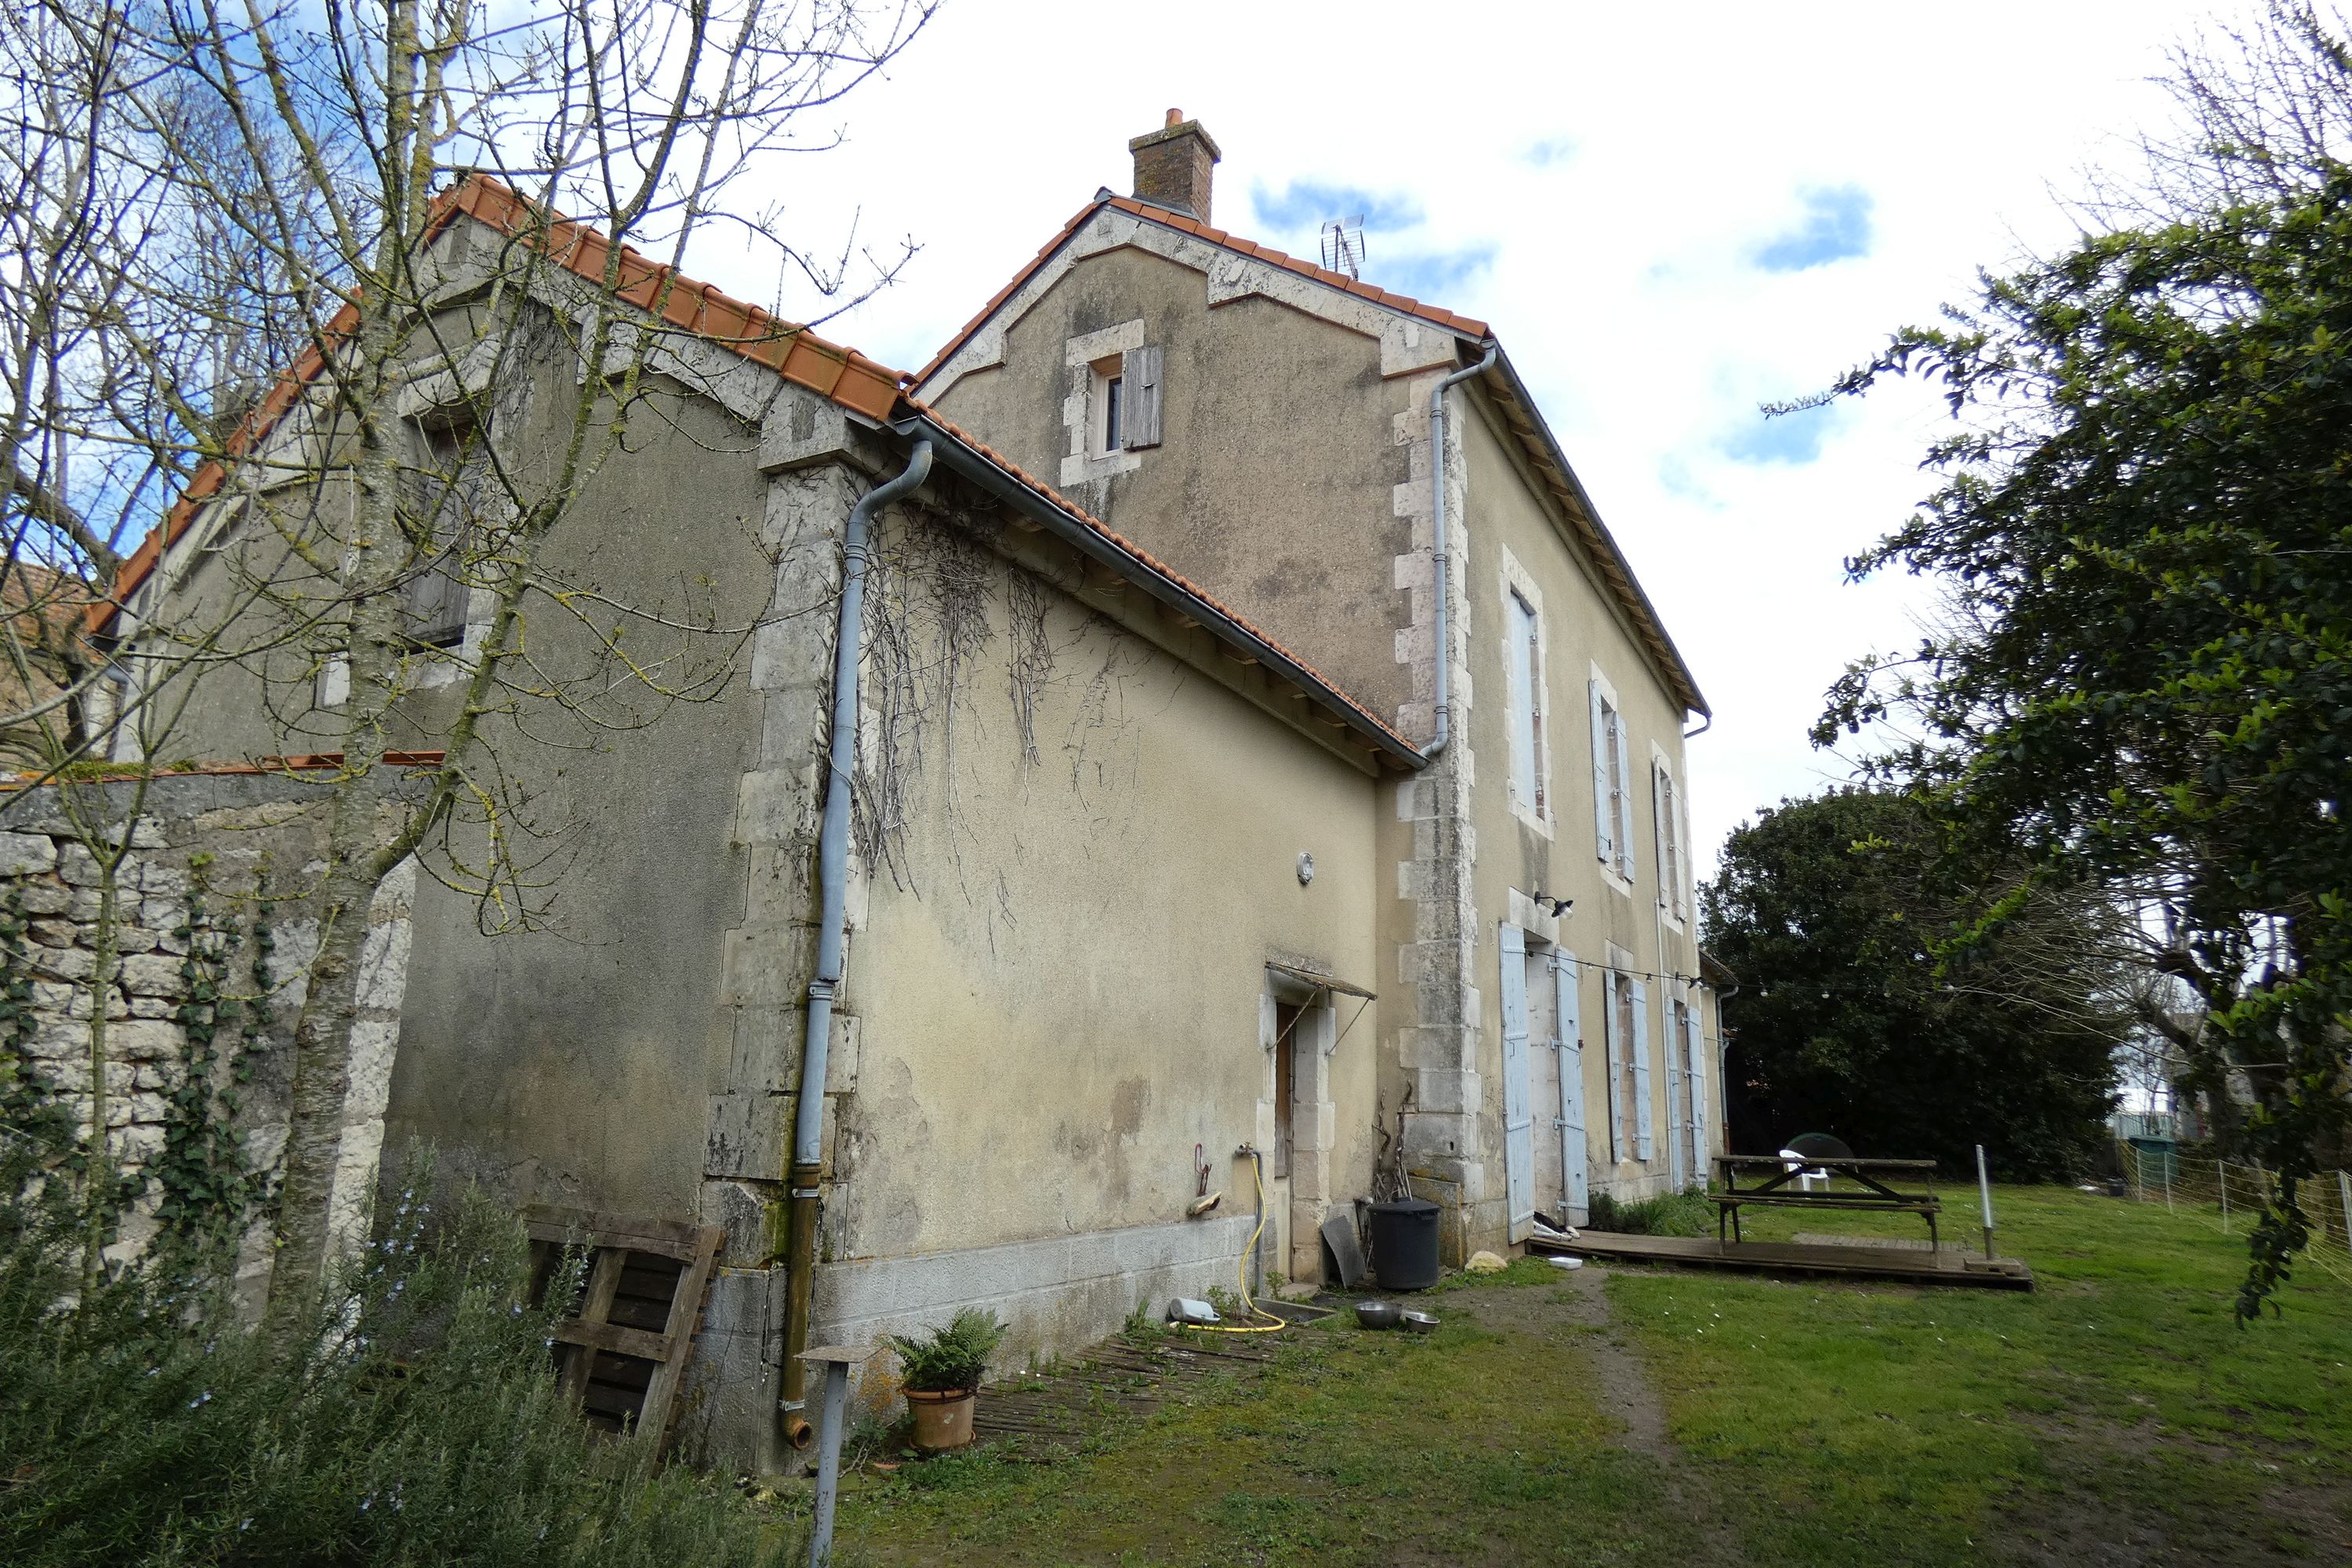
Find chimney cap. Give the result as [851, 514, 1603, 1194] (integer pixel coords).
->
[1128, 114, 1221, 162]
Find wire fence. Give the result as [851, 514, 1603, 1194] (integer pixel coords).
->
[2114, 1140, 2352, 1283]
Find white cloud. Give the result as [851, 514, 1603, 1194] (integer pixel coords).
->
[701, 0, 2260, 877]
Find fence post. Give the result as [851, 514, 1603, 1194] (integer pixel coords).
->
[2339, 1170, 2351, 1250]
[2163, 1154, 2172, 1214]
[2220, 1162, 2230, 1234]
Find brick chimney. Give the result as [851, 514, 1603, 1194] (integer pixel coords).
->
[1129, 108, 1221, 224]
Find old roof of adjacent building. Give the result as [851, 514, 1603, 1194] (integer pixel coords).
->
[91, 176, 1422, 769]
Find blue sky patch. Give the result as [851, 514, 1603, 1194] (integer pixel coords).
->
[1720, 401, 1839, 464]
[1251, 180, 1424, 234]
[1376, 244, 1497, 301]
[1752, 185, 1874, 272]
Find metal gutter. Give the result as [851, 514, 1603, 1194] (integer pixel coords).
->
[778, 437, 934, 1439]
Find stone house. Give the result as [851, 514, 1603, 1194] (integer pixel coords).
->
[79, 115, 1721, 1470]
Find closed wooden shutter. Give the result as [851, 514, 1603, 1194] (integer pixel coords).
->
[1602, 968, 1624, 1163]
[1653, 763, 1672, 916]
[1613, 711, 1637, 884]
[1685, 1003, 1708, 1181]
[1552, 949, 1588, 1215]
[1590, 682, 1614, 869]
[1631, 978, 1653, 1161]
[1122, 344, 1163, 448]
[1498, 923, 1535, 1241]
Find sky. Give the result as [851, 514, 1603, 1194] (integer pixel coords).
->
[706, 0, 2275, 874]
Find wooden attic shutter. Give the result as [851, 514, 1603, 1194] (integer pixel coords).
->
[1121, 344, 1163, 449]
[405, 425, 479, 647]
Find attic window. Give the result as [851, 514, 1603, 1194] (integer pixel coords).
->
[1102, 372, 1124, 452]
[404, 418, 483, 648]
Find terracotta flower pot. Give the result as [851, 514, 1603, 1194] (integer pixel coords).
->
[906, 1387, 976, 1452]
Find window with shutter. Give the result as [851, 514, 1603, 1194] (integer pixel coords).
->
[405, 421, 479, 648]
[1508, 592, 1540, 816]
[1602, 966, 1625, 1163]
[1552, 950, 1588, 1216]
[1684, 1003, 1708, 1178]
[1653, 758, 1682, 924]
[1612, 710, 1636, 885]
[1121, 344, 1163, 448]
[1630, 978, 1653, 1162]
[1590, 680, 1615, 871]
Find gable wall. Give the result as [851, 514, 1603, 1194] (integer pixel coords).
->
[928, 241, 1439, 728]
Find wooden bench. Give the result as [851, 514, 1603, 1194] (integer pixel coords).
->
[1711, 1156, 1942, 1249]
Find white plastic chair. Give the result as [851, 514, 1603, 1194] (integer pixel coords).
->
[1778, 1147, 1829, 1192]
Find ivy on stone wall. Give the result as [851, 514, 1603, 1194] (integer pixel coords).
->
[0, 887, 75, 1161]
[153, 859, 277, 1240]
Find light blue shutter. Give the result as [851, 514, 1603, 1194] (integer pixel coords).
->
[1498, 924, 1535, 1240]
[1630, 978, 1653, 1161]
[1590, 681, 1613, 869]
[1614, 712, 1637, 885]
[1602, 970, 1624, 1163]
[1664, 1005, 1686, 1192]
[1686, 1004, 1708, 1185]
[1508, 597, 1538, 811]
[1552, 950, 1588, 1216]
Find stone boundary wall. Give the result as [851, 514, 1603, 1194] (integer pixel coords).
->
[0, 772, 418, 1308]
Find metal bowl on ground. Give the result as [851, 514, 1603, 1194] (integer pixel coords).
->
[1355, 1299, 1403, 1330]
[1399, 1309, 1439, 1334]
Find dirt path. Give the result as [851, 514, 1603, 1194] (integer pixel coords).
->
[1467, 1262, 1747, 1566]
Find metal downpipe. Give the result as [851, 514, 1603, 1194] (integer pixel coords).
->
[1425, 343, 1499, 757]
[780, 438, 934, 1442]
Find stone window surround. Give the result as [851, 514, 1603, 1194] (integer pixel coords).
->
[1059, 318, 1145, 488]
[1497, 546, 1555, 839]
[1650, 739, 1688, 934]
[1588, 662, 1634, 898]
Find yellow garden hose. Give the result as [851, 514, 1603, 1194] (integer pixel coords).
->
[1181, 1148, 1288, 1334]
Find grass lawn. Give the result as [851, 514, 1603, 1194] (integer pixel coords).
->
[823, 1185, 2352, 1565]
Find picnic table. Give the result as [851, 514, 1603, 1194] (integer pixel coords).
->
[1711, 1155, 1941, 1248]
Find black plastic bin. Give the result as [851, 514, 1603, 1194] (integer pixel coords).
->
[1367, 1197, 1441, 1290]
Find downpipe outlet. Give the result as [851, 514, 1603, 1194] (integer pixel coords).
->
[779, 440, 935, 1436]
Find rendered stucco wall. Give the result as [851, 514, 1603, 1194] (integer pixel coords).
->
[1457, 405, 1711, 1215]
[811, 504, 1386, 1378]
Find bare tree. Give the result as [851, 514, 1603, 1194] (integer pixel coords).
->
[1, 0, 931, 1337]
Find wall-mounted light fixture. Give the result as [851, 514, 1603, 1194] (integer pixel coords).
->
[1529, 890, 1573, 919]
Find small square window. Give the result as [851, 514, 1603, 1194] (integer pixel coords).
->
[1102, 375, 1123, 452]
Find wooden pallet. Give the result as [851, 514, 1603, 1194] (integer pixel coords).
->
[1529, 1229, 2034, 1290]
[523, 1205, 725, 1450]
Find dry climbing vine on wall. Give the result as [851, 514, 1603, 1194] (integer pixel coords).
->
[855, 505, 1037, 891]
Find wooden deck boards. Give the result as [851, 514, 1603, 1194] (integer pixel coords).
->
[1530, 1230, 2034, 1290]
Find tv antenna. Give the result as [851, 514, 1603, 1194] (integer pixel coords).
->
[1320, 216, 1367, 280]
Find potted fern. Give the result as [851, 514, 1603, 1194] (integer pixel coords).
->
[888, 1308, 1006, 1452]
